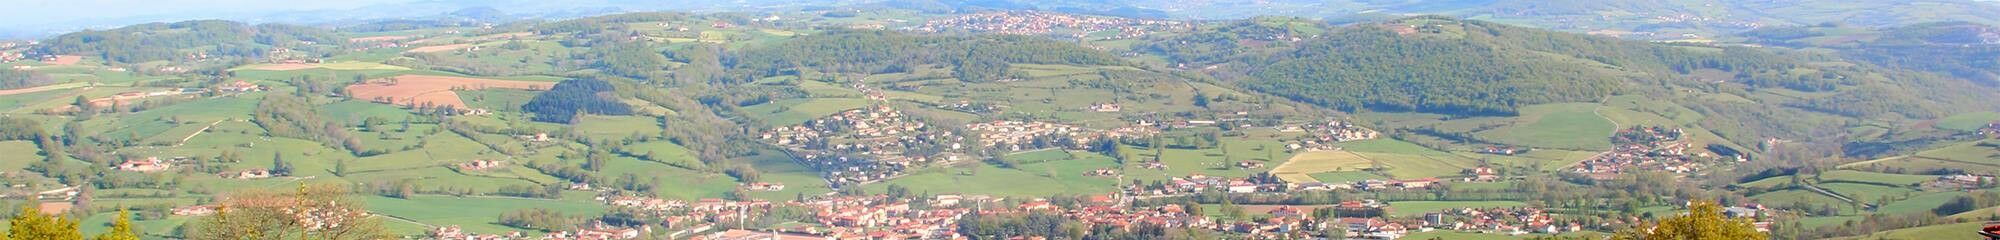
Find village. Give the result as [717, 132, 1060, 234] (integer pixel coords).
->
[1569, 126, 1722, 180]
[760, 105, 966, 187]
[1278, 120, 1381, 152]
[406, 169, 1777, 240]
[913, 11, 1190, 40]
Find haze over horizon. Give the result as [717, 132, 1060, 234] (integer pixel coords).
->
[3, 0, 410, 36]
[0, 0, 750, 39]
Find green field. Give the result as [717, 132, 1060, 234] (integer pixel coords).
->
[1270, 150, 1373, 182]
[0, 141, 44, 170]
[1461, 149, 1598, 172]
[622, 140, 701, 168]
[740, 98, 872, 128]
[229, 61, 411, 71]
[1914, 140, 2000, 163]
[78, 212, 193, 238]
[1754, 189, 1861, 212]
[1818, 170, 1935, 187]
[1937, 111, 2000, 131]
[1332, 139, 1480, 178]
[572, 115, 663, 140]
[871, 151, 1120, 197]
[1738, 175, 1798, 189]
[1819, 182, 1915, 206]
[1474, 103, 1616, 151]
[1839, 140, 2000, 173]
[1307, 171, 1391, 183]
[1949, 205, 2000, 221]
[365, 195, 608, 234]
[1877, 191, 1964, 214]
[457, 89, 540, 112]
[1829, 221, 1983, 240]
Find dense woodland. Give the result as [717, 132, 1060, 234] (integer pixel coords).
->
[0, 68, 55, 90]
[1223, 18, 1849, 116]
[523, 78, 633, 123]
[729, 31, 1129, 82]
[1842, 23, 2000, 87]
[31, 20, 340, 63]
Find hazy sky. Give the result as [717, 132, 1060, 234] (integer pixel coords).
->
[5, 0, 415, 26]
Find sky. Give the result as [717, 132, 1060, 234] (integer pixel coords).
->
[0, 0, 420, 38]
[6, 0, 413, 25]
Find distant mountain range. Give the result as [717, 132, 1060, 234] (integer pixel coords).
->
[6, 0, 1998, 40]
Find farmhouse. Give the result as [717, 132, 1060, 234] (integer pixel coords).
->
[219, 80, 264, 92]
[1981, 122, 2000, 138]
[225, 169, 273, 179]
[36, 186, 79, 200]
[745, 182, 785, 191]
[1464, 167, 1501, 182]
[1089, 102, 1121, 112]
[117, 157, 172, 172]
[456, 159, 506, 171]
[172, 205, 218, 216]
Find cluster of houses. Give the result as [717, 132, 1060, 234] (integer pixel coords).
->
[456, 159, 507, 171]
[1932, 174, 1997, 189]
[1123, 174, 1283, 196]
[799, 195, 969, 239]
[760, 105, 965, 187]
[545, 222, 646, 240]
[594, 194, 982, 239]
[1034, 197, 1218, 233]
[217, 80, 266, 92]
[1476, 146, 1530, 156]
[1088, 102, 1122, 112]
[222, 169, 273, 179]
[595, 195, 772, 239]
[1421, 207, 1584, 236]
[0, 52, 22, 63]
[913, 11, 1189, 40]
[347, 36, 409, 51]
[935, 101, 1002, 114]
[1981, 121, 2000, 138]
[1573, 126, 1713, 179]
[966, 120, 1136, 152]
[744, 182, 786, 191]
[1279, 120, 1381, 152]
[429, 225, 525, 240]
[116, 157, 175, 172]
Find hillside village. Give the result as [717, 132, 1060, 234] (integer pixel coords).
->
[0, 3, 1998, 240]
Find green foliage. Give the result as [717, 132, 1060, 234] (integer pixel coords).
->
[1843, 22, 2000, 86]
[91, 210, 139, 240]
[1615, 201, 1766, 240]
[0, 68, 55, 90]
[1241, 22, 1621, 115]
[731, 31, 1127, 82]
[521, 78, 633, 123]
[496, 208, 577, 232]
[33, 20, 338, 63]
[1235, 18, 1843, 116]
[8, 206, 82, 240]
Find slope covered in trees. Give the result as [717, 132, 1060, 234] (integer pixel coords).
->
[30, 20, 340, 63]
[730, 30, 1129, 82]
[1227, 18, 1831, 116]
[0, 68, 55, 90]
[1840, 22, 2000, 87]
[522, 78, 633, 123]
